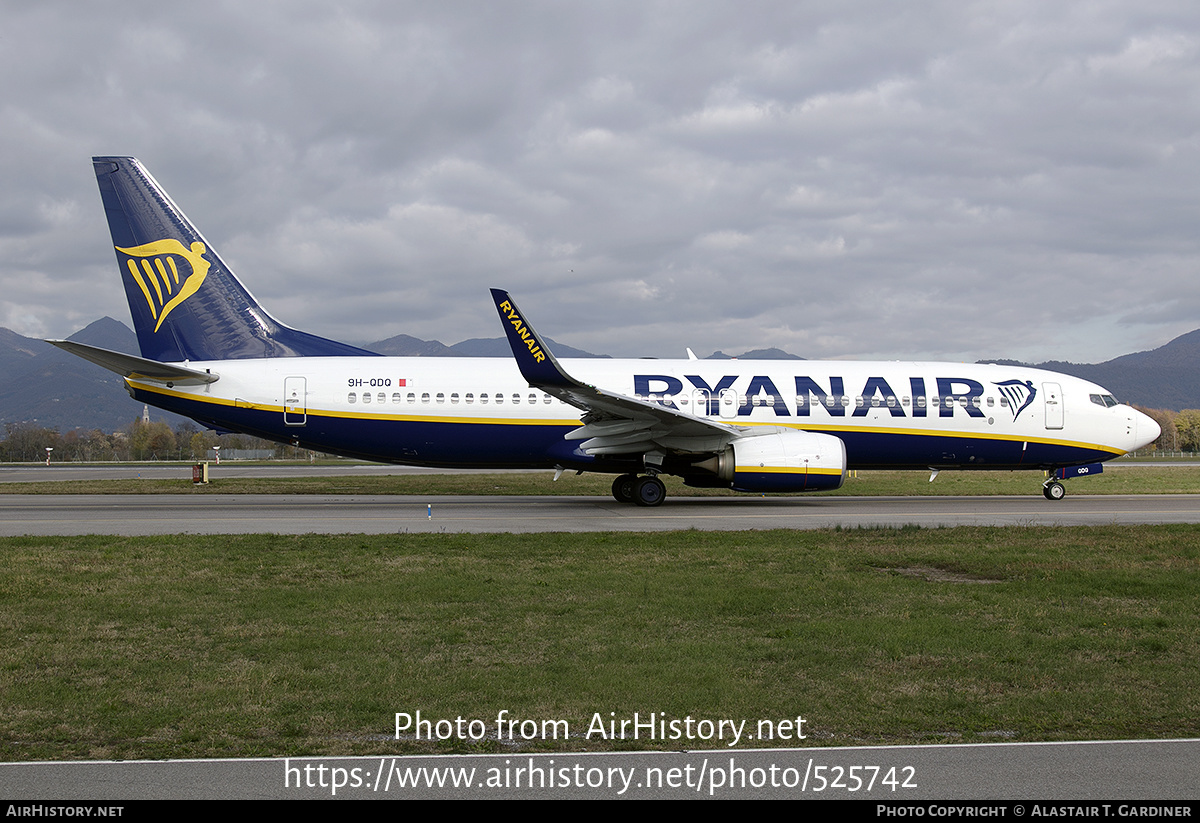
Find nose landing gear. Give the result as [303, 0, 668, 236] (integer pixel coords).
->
[1041, 463, 1104, 500]
[1042, 480, 1066, 501]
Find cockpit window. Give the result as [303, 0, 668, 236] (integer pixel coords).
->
[1090, 394, 1120, 408]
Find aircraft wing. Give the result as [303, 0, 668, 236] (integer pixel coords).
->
[490, 289, 741, 455]
[46, 340, 220, 386]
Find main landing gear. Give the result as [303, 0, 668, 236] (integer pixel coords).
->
[611, 473, 666, 507]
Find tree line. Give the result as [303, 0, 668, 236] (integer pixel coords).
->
[1130, 407, 1200, 453]
[0, 420, 314, 463]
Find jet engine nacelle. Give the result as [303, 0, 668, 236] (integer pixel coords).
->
[696, 429, 847, 493]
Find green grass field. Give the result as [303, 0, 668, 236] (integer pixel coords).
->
[3, 525, 1198, 761]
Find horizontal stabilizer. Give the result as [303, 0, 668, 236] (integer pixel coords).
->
[47, 340, 219, 386]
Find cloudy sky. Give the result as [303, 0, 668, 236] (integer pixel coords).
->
[3, 1, 1200, 363]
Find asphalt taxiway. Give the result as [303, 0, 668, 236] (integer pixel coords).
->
[1, 492, 1198, 535]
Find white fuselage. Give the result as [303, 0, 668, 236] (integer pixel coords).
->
[127, 356, 1157, 471]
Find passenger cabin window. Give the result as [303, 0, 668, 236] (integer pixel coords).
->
[392, 392, 401, 403]
[421, 393, 430, 404]
[362, 392, 371, 404]
[465, 393, 474, 404]
[407, 392, 416, 403]
[347, 392, 357, 404]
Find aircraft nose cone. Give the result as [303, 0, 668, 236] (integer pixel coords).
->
[1135, 409, 1161, 450]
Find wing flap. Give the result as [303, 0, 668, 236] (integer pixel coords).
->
[564, 419, 652, 441]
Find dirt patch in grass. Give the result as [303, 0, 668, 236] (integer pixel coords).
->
[879, 566, 1004, 584]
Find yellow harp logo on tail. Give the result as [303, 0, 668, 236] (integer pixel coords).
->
[116, 240, 210, 332]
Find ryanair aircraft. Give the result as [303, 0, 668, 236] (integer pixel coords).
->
[52, 157, 1160, 506]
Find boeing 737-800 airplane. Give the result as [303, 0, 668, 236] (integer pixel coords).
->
[52, 157, 1160, 506]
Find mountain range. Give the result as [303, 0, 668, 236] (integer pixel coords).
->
[978, 329, 1200, 412]
[1, 318, 1195, 434]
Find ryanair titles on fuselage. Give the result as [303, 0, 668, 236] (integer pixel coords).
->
[633, 373, 1028, 420]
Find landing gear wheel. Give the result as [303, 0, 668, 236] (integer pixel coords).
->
[611, 474, 638, 504]
[633, 475, 666, 507]
[1043, 481, 1066, 501]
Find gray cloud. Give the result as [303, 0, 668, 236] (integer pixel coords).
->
[2, 1, 1199, 363]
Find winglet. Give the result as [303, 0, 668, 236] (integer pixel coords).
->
[488, 289, 743, 442]
[490, 289, 574, 389]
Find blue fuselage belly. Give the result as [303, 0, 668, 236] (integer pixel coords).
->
[822, 428, 1113, 469]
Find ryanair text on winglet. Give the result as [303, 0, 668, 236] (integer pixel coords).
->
[499, 300, 546, 363]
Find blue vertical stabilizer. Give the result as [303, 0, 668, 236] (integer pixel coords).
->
[92, 156, 378, 362]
